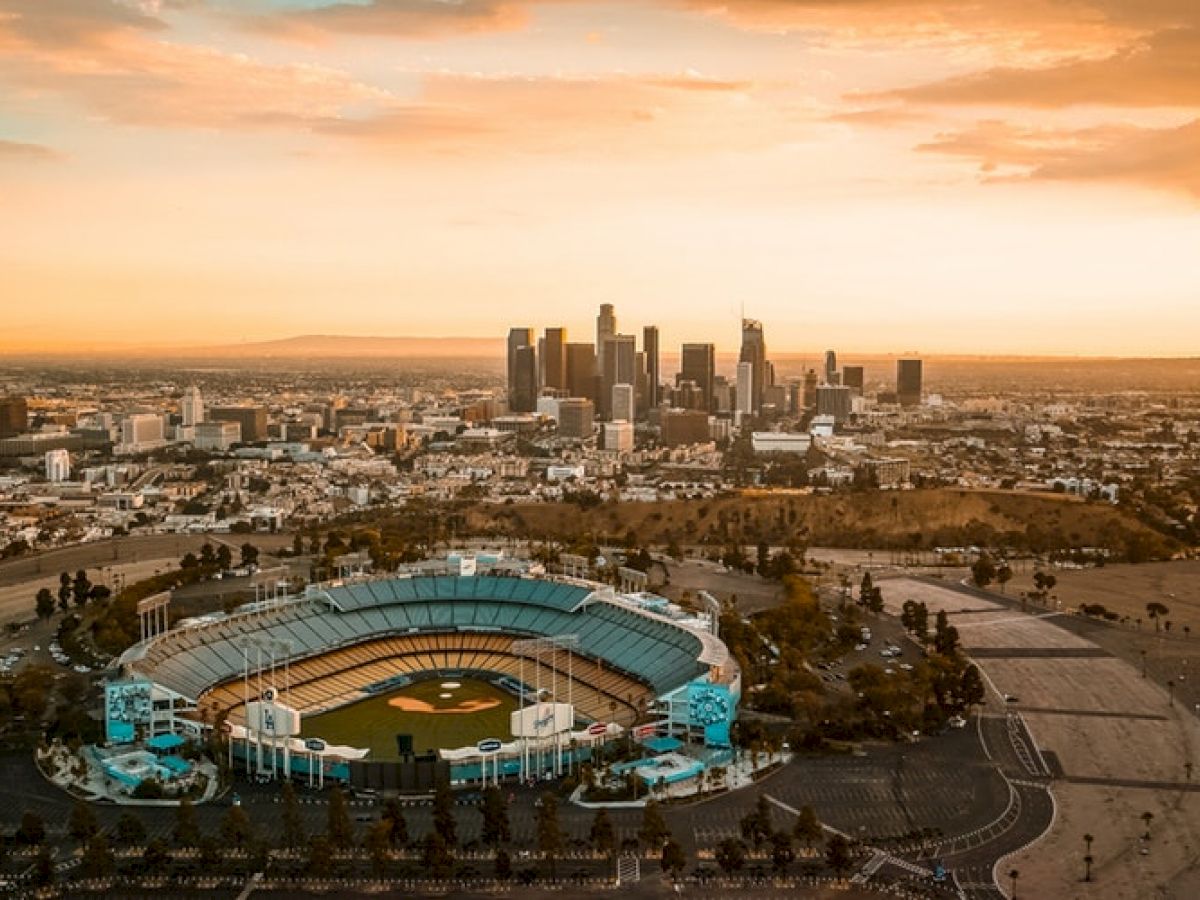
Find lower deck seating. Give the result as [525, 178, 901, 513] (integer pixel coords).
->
[199, 631, 653, 733]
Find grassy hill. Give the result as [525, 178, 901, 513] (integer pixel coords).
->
[468, 488, 1176, 560]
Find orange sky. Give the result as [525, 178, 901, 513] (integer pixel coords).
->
[1, 0, 1198, 356]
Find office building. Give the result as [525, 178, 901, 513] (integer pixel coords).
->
[596, 304, 616, 378]
[45, 448, 71, 483]
[643, 325, 660, 407]
[816, 385, 853, 423]
[735, 361, 754, 418]
[211, 406, 269, 443]
[557, 398, 595, 440]
[565, 343, 597, 400]
[661, 409, 711, 447]
[842, 365, 865, 396]
[510, 346, 538, 413]
[611, 383, 635, 423]
[121, 414, 165, 450]
[603, 420, 634, 453]
[679, 343, 715, 411]
[181, 386, 204, 427]
[739, 319, 768, 413]
[802, 369, 818, 408]
[507, 328, 535, 411]
[0, 397, 28, 438]
[543, 327, 567, 391]
[601, 334, 637, 419]
[195, 420, 242, 451]
[897, 358, 923, 407]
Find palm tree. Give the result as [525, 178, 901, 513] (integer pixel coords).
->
[1083, 853, 1094, 882]
[1008, 868, 1019, 898]
[1141, 811, 1154, 840]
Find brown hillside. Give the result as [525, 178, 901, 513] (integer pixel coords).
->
[468, 489, 1174, 559]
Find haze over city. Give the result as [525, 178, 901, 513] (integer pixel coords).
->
[2, 0, 1199, 355]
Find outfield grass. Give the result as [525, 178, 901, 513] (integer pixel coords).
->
[300, 678, 517, 759]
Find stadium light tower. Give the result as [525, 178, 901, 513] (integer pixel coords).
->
[511, 635, 580, 780]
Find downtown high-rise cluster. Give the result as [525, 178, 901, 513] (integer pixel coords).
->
[506, 305, 921, 446]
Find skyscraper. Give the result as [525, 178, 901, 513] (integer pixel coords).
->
[816, 385, 853, 422]
[823, 350, 838, 384]
[565, 342, 597, 400]
[507, 327, 534, 407]
[679, 343, 716, 411]
[543, 327, 567, 392]
[512, 345, 538, 412]
[601, 334, 637, 419]
[802, 369, 818, 408]
[842, 365, 865, 396]
[739, 319, 768, 413]
[735, 361, 754, 417]
[643, 325, 660, 407]
[611, 383, 635, 423]
[0, 397, 28, 438]
[596, 304, 616, 380]
[181, 385, 204, 427]
[897, 358, 923, 407]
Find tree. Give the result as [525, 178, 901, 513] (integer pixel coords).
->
[770, 831, 795, 875]
[858, 571, 873, 604]
[421, 832, 454, 878]
[72, 569, 93, 607]
[366, 820, 392, 877]
[1146, 602, 1169, 632]
[793, 804, 823, 853]
[281, 781, 305, 848]
[220, 804, 254, 848]
[216, 544, 233, 570]
[971, 554, 996, 588]
[494, 847, 513, 880]
[240, 542, 260, 567]
[536, 792, 564, 879]
[174, 796, 200, 846]
[200, 543, 216, 567]
[69, 799, 100, 843]
[180, 552, 199, 570]
[960, 665, 986, 708]
[714, 837, 746, 875]
[58, 571, 72, 611]
[825, 833, 853, 879]
[307, 834, 333, 878]
[143, 838, 171, 874]
[739, 793, 773, 850]
[31, 849, 55, 887]
[661, 838, 687, 880]
[996, 565, 1013, 594]
[638, 798, 670, 849]
[35, 587, 55, 620]
[432, 782, 457, 847]
[481, 786, 510, 847]
[16, 811, 46, 845]
[327, 786, 353, 848]
[378, 798, 407, 848]
[590, 808, 615, 856]
[868, 586, 885, 614]
[114, 810, 146, 846]
[81, 832, 115, 878]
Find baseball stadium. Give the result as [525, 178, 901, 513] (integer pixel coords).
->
[114, 555, 740, 789]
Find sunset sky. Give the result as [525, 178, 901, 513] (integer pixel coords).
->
[1, 0, 1198, 356]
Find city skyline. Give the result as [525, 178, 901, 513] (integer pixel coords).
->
[2, 1, 1198, 355]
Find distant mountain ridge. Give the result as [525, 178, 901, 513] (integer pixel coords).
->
[196, 334, 505, 358]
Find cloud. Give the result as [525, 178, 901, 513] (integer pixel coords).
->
[919, 117, 1200, 198]
[302, 70, 782, 158]
[881, 26, 1200, 108]
[0, 3, 390, 129]
[0, 138, 60, 161]
[237, 0, 530, 42]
